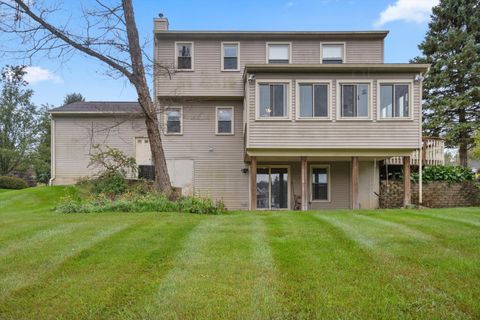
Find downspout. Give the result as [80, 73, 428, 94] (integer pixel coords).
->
[48, 116, 56, 186]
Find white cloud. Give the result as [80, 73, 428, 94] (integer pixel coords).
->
[24, 66, 62, 84]
[375, 0, 438, 26]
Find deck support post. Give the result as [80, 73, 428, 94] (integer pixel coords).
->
[403, 156, 411, 207]
[351, 156, 360, 209]
[250, 156, 257, 210]
[301, 156, 308, 211]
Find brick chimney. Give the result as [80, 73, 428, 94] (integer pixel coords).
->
[154, 14, 169, 31]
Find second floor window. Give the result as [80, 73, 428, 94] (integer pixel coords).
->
[380, 84, 410, 118]
[259, 83, 288, 118]
[176, 43, 193, 70]
[222, 43, 239, 71]
[216, 107, 234, 134]
[340, 84, 369, 118]
[298, 83, 329, 118]
[165, 107, 182, 134]
[267, 43, 290, 64]
[322, 44, 344, 64]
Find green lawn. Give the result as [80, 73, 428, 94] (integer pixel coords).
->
[0, 187, 479, 319]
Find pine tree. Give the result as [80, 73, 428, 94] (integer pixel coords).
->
[413, 0, 480, 166]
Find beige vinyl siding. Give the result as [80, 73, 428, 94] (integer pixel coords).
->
[247, 73, 421, 149]
[159, 100, 248, 210]
[52, 115, 146, 184]
[52, 103, 248, 210]
[155, 38, 383, 97]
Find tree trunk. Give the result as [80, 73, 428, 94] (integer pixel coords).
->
[122, 0, 173, 196]
[459, 108, 468, 167]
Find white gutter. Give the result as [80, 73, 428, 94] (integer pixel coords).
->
[48, 117, 56, 186]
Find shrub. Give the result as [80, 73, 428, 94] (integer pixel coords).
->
[90, 172, 128, 196]
[411, 165, 475, 184]
[0, 176, 28, 189]
[54, 192, 225, 214]
[88, 145, 137, 178]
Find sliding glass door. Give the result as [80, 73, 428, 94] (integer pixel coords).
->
[256, 167, 289, 210]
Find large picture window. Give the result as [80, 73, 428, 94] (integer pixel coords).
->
[258, 83, 288, 118]
[298, 83, 329, 118]
[311, 165, 330, 201]
[379, 84, 410, 118]
[176, 42, 193, 70]
[340, 84, 369, 118]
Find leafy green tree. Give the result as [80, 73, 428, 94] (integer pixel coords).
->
[32, 106, 51, 184]
[413, 0, 480, 166]
[63, 93, 85, 105]
[0, 65, 40, 175]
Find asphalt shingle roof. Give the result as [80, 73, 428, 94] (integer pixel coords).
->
[49, 101, 141, 113]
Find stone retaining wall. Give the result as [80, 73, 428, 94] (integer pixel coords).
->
[380, 181, 480, 208]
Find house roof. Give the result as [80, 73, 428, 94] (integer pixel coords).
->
[244, 63, 431, 76]
[49, 101, 142, 114]
[155, 30, 389, 40]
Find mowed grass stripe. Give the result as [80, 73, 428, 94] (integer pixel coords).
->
[141, 214, 282, 319]
[264, 213, 407, 319]
[0, 214, 202, 320]
[408, 210, 480, 227]
[314, 212, 475, 318]
[0, 222, 130, 301]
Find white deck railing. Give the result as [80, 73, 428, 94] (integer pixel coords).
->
[385, 137, 445, 166]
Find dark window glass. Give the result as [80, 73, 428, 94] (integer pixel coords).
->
[256, 168, 269, 209]
[342, 85, 355, 117]
[217, 108, 233, 133]
[271, 168, 288, 209]
[166, 109, 181, 133]
[312, 167, 328, 201]
[177, 44, 192, 69]
[259, 84, 287, 117]
[223, 44, 238, 70]
[299, 84, 328, 117]
[380, 84, 409, 118]
[341, 84, 368, 117]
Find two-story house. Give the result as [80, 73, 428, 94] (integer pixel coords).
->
[49, 16, 429, 210]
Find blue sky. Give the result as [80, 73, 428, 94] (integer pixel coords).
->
[1, 0, 438, 107]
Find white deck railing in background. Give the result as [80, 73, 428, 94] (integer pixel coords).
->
[385, 137, 445, 166]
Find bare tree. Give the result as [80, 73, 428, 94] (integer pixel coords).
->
[0, 0, 174, 196]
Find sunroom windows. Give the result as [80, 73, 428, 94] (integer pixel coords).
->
[258, 82, 289, 118]
[340, 83, 370, 118]
[298, 83, 329, 118]
[379, 83, 410, 119]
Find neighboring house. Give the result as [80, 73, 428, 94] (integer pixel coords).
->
[50, 16, 433, 210]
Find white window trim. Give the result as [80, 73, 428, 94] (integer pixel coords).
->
[255, 79, 292, 121]
[310, 164, 331, 203]
[376, 80, 414, 121]
[320, 42, 346, 64]
[295, 80, 333, 121]
[174, 41, 194, 71]
[221, 42, 240, 72]
[255, 165, 291, 210]
[266, 42, 292, 64]
[164, 106, 183, 135]
[215, 106, 235, 135]
[336, 80, 373, 121]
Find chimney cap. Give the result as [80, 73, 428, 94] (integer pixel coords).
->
[158, 13, 164, 18]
